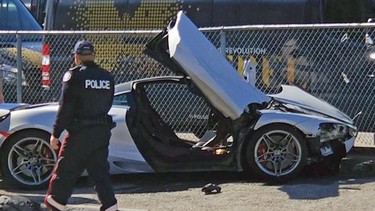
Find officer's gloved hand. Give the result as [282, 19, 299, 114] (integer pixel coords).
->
[110, 122, 116, 130]
[106, 115, 116, 130]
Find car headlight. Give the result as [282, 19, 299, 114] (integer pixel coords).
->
[0, 64, 28, 86]
[318, 123, 348, 142]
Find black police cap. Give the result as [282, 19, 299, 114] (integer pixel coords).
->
[73, 40, 95, 55]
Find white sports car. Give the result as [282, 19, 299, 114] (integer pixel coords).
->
[0, 11, 357, 189]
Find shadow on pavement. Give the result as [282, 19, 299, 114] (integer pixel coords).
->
[278, 147, 375, 200]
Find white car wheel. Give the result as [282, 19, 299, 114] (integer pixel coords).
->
[1, 131, 57, 189]
[244, 124, 307, 182]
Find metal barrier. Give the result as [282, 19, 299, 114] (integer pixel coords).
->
[0, 23, 375, 145]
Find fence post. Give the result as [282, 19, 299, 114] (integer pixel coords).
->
[16, 34, 22, 103]
[220, 29, 226, 57]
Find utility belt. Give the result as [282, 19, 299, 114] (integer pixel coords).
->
[74, 115, 115, 127]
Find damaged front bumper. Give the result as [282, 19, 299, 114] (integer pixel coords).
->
[308, 122, 357, 161]
[319, 122, 357, 153]
[319, 136, 356, 156]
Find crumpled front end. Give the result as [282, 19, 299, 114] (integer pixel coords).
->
[269, 84, 357, 160]
[318, 123, 357, 152]
[311, 122, 356, 160]
[292, 113, 357, 164]
[255, 108, 357, 166]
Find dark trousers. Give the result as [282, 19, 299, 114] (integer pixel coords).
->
[45, 125, 117, 210]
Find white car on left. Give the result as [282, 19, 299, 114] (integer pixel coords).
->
[0, 11, 357, 190]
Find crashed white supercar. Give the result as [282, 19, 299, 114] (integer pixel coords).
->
[0, 11, 356, 189]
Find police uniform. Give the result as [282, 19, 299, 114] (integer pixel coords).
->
[45, 41, 117, 211]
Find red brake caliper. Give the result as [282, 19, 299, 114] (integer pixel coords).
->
[257, 143, 268, 164]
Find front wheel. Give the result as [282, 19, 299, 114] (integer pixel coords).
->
[1, 131, 57, 190]
[243, 124, 307, 182]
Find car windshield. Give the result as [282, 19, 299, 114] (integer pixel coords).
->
[0, 0, 42, 41]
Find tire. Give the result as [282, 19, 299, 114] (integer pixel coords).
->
[243, 124, 307, 182]
[1, 131, 57, 190]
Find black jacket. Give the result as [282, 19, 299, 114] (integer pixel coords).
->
[53, 61, 115, 137]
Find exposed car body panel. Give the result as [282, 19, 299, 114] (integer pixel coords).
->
[107, 106, 152, 174]
[9, 104, 58, 132]
[254, 109, 345, 135]
[0, 104, 59, 148]
[0, 103, 151, 175]
[270, 85, 354, 125]
[254, 110, 356, 153]
[167, 11, 270, 120]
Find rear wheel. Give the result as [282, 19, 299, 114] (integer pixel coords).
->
[1, 131, 57, 190]
[243, 124, 307, 182]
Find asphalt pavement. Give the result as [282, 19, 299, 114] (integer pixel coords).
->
[1, 146, 375, 211]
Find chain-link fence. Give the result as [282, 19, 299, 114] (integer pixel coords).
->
[1, 23, 375, 145]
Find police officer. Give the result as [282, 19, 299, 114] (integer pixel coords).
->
[45, 40, 117, 211]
